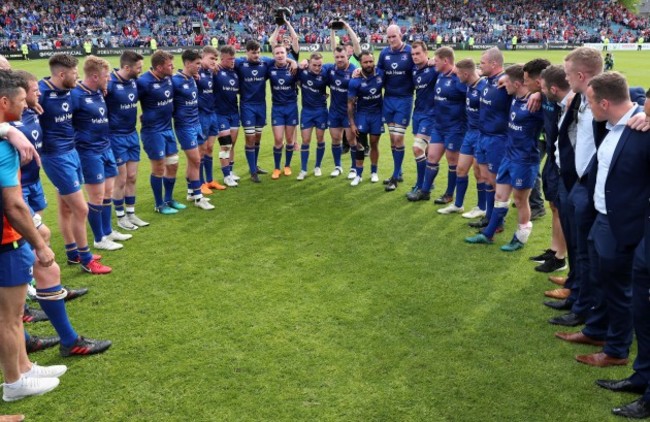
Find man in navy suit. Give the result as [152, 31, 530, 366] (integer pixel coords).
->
[597, 87, 650, 419]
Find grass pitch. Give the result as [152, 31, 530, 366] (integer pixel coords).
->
[4, 50, 649, 421]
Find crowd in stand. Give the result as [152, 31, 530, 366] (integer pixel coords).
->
[1, 0, 649, 53]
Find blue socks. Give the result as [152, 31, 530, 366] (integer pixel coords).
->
[477, 182, 487, 211]
[300, 143, 310, 172]
[150, 174, 163, 207]
[316, 142, 326, 168]
[285, 143, 294, 167]
[332, 144, 342, 167]
[245, 147, 256, 174]
[204, 155, 214, 183]
[446, 165, 457, 197]
[273, 146, 282, 170]
[37, 285, 78, 347]
[65, 242, 78, 262]
[485, 184, 496, 220]
[415, 155, 426, 189]
[87, 202, 103, 243]
[102, 198, 112, 236]
[483, 205, 508, 239]
[392, 146, 405, 179]
[421, 161, 439, 193]
[455, 175, 469, 207]
[163, 177, 176, 203]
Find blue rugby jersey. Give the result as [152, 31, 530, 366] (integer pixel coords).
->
[213, 68, 239, 115]
[433, 70, 467, 131]
[171, 70, 200, 127]
[298, 68, 329, 109]
[11, 109, 42, 186]
[268, 64, 297, 106]
[197, 66, 216, 114]
[70, 82, 110, 153]
[377, 44, 414, 98]
[465, 78, 488, 131]
[479, 72, 512, 136]
[323, 63, 356, 114]
[506, 94, 544, 164]
[348, 70, 384, 114]
[137, 70, 173, 132]
[235, 57, 274, 105]
[412, 64, 438, 115]
[105, 69, 138, 135]
[542, 95, 561, 145]
[38, 78, 75, 155]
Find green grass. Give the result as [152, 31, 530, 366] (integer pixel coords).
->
[4, 51, 649, 421]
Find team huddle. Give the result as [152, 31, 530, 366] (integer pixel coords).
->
[4, 20, 650, 417]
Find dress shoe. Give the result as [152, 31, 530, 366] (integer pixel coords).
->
[544, 299, 573, 311]
[555, 331, 605, 346]
[576, 352, 628, 367]
[548, 312, 585, 327]
[612, 398, 650, 419]
[596, 379, 646, 394]
[545, 288, 570, 299]
[548, 275, 566, 286]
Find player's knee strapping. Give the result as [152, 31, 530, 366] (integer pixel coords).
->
[494, 200, 510, 209]
[389, 126, 406, 137]
[218, 135, 233, 160]
[35, 287, 68, 301]
[165, 154, 179, 165]
[413, 136, 427, 152]
[243, 126, 255, 136]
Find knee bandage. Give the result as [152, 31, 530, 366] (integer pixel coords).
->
[35, 287, 68, 301]
[494, 200, 510, 209]
[32, 213, 43, 229]
[413, 137, 428, 152]
[255, 126, 263, 134]
[389, 126, 406, 136]
[243, 126, 255, 136]
[218, 145, 232, 160]
[165, 154, 179, 165]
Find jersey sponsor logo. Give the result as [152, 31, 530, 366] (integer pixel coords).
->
[510, 112, 516, 121]
[99, 107, 105, 116]
[164, 90, 170, 98]
[483, 88, 489, 96]
[279, 79, 285, 85]
[62, 103, 70, 112]
[128, 93, 135, 101]
[252, 70, 258, 76]
[307, 80, 313, 87]
[335, 80, 341, 86]
[32, 130, 39, 140]
[192, 92, 197, 99]
[436, 87, 441, 94]
[391, 62, 398, 70]
[369, 88, 377, 95]
[229, 79, 235, 86]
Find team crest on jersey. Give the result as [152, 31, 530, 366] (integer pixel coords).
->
[446, 80, 452, 86]
[377, 77, 382, 83]
[128, 93, 135, 101]
[391, 62, 398, 70]
[164, 90, 170, 98]
[401, 54, 407, 61]
[131, 81, 136, 88]
[520, 103, 527, 111]
[99, 107, 105, 116]
[425, 68, 430, 73]
[62, 103, 69, 112]
[515, 178, 523, 187]
[471, 90, 478, 97]
[510, 112, 516, 121]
